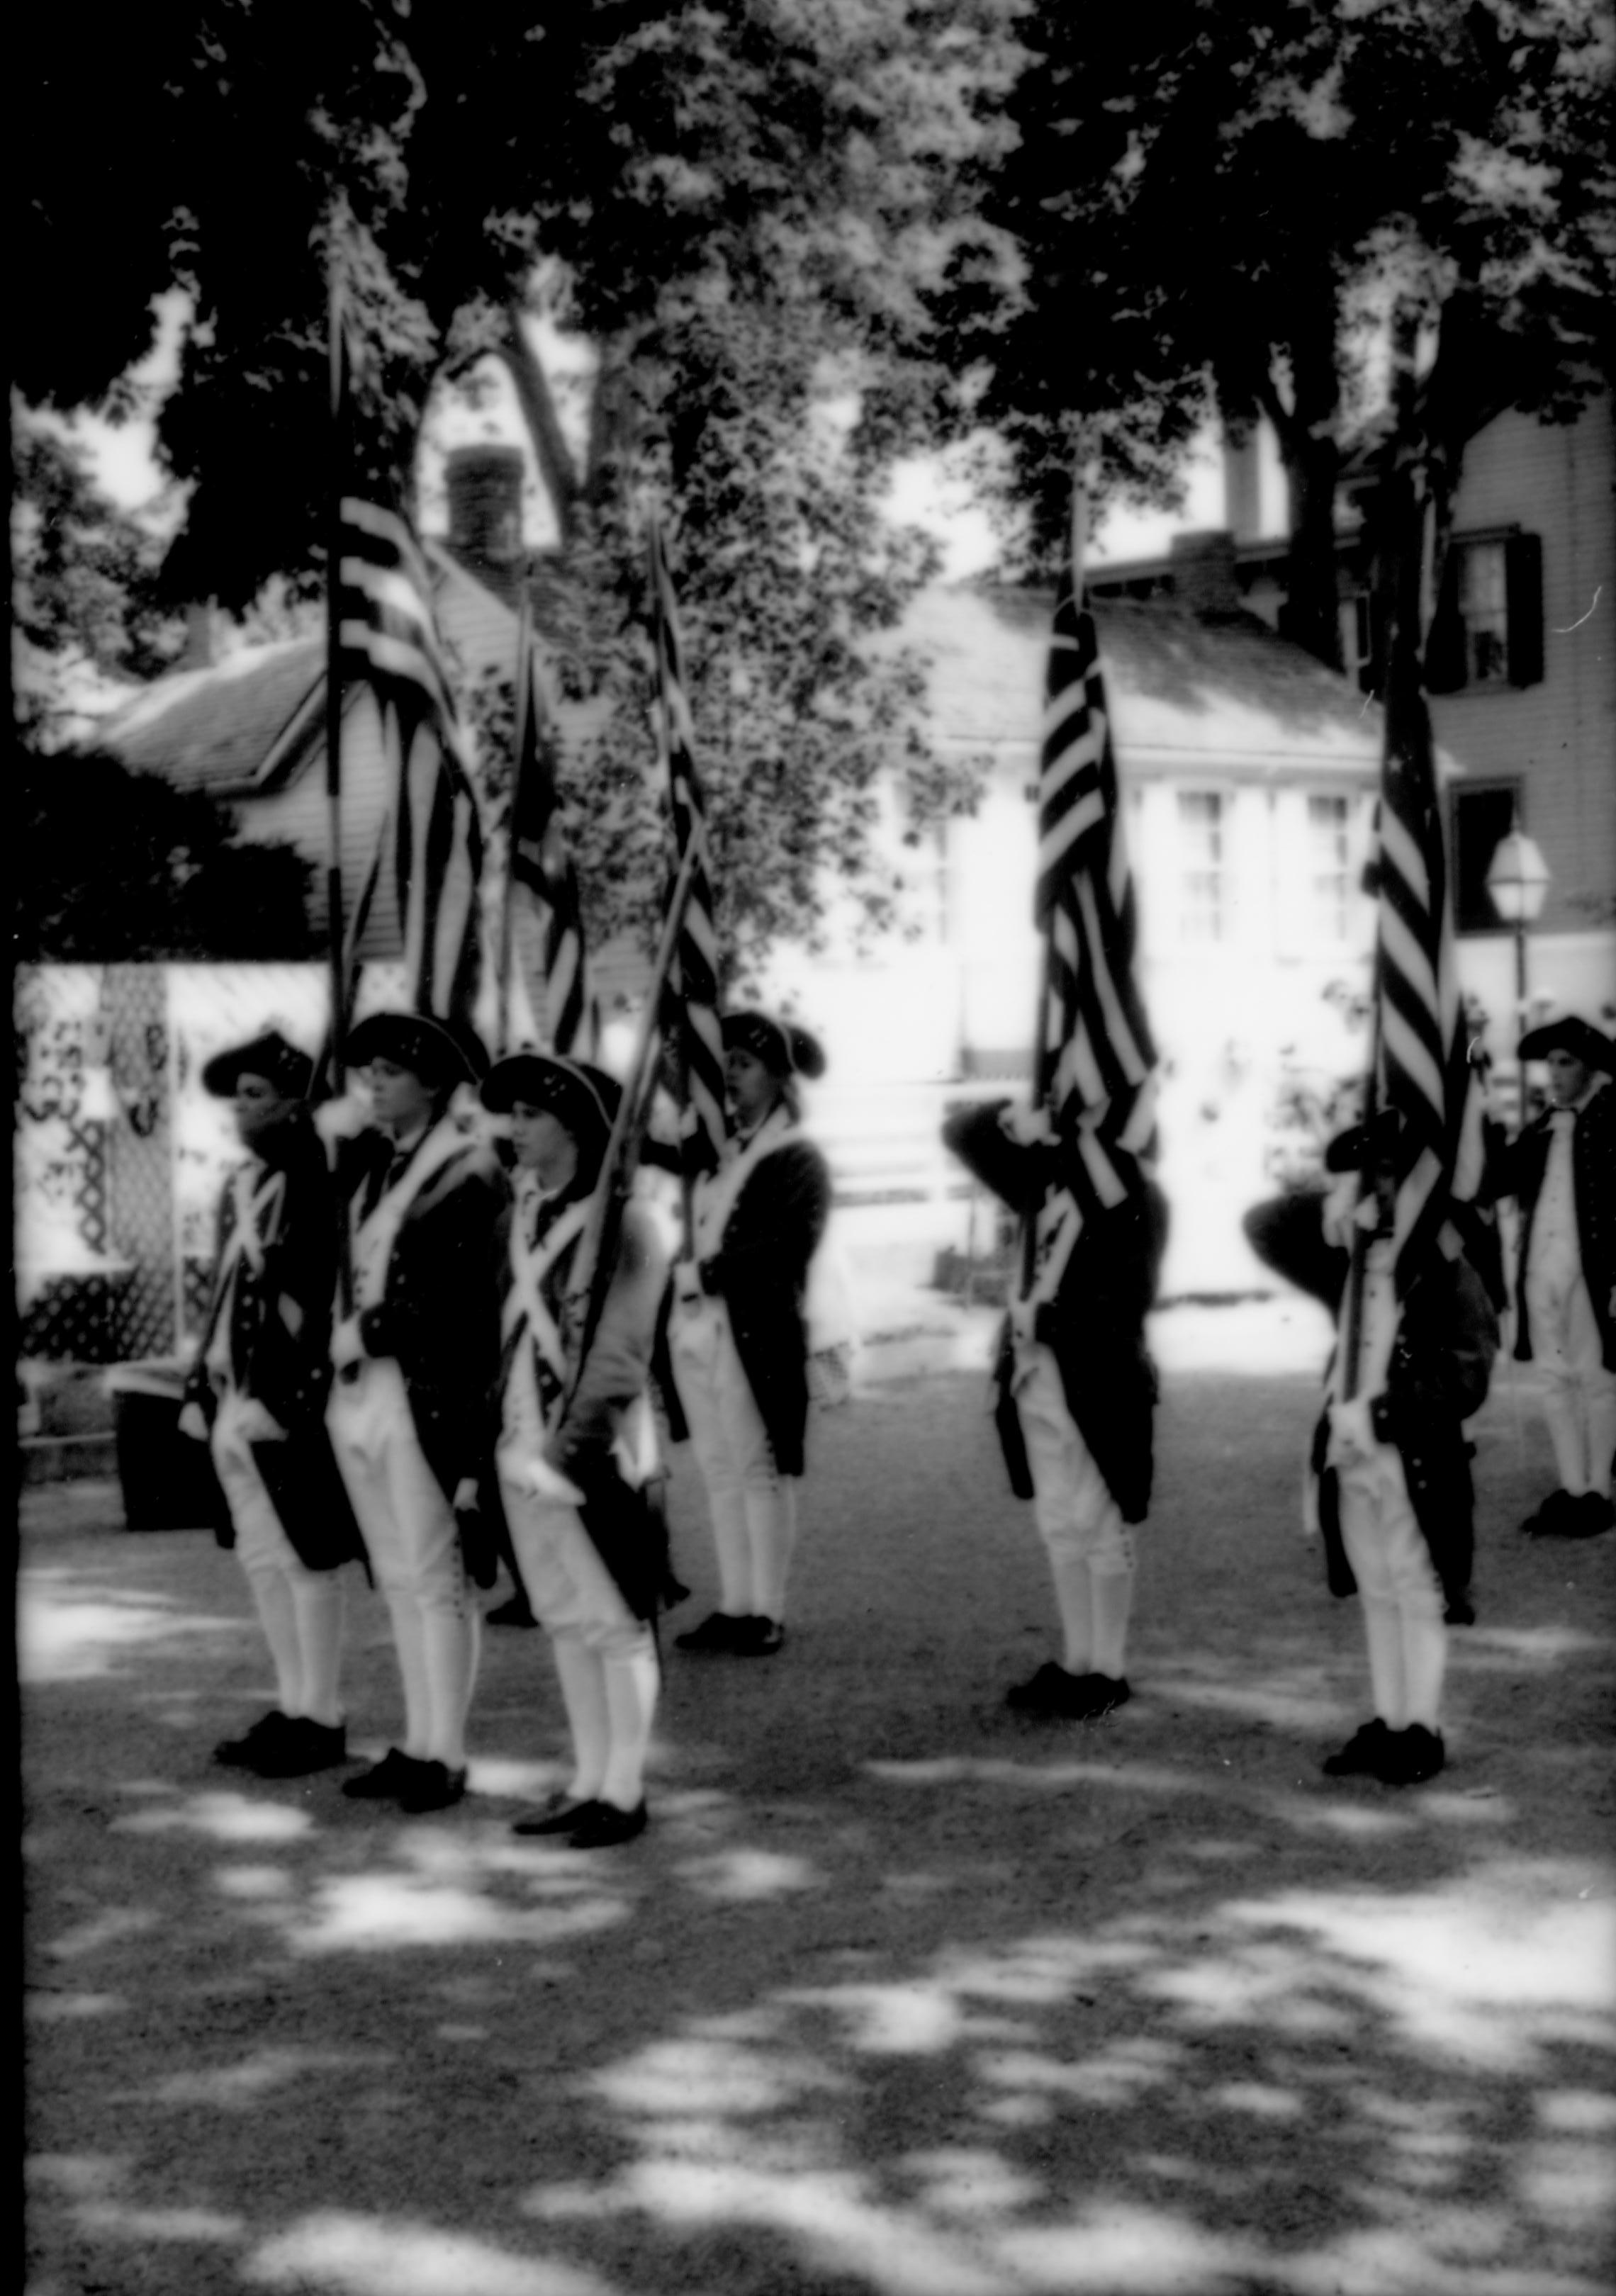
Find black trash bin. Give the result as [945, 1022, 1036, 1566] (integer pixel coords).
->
[106, 1363, 224, 1532]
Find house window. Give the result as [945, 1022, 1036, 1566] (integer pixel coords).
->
[1427, 531, 1544, 693]
[1457, 542, 1509, 684]
[1452, 782, 1522, 935]
[1177, 790, 1226, 943]
[1307, 793, 1354, 942]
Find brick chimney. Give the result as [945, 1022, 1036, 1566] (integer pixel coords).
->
[1169, 529, 1242, 617]
[180, 600, 215, 670]
[1223, 430, 1263, 544]
[444, 445, 525, 597]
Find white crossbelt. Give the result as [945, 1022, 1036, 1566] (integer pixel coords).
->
[502, 1196, 590, 1392]
[1009, 1186, 1084, 1382]
[687, 1105, 795, 1262]
[204, 1161, 287, 1379]
[349, 1116, 469, 1314]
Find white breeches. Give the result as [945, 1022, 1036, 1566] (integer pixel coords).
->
[499, 1471, 648, 1658]
[670, 1300, 799, 1619]
[211, 1390, 346, 1726]
[1337, 1445, 1446, 1731]
[1018, 1348, 1134, 1576]
[1525, 1258, 1616, 1497]
[327, 1358, 478, 1766]
[212, 1392, 301, 1576]
[328, 1361, 469, 1616]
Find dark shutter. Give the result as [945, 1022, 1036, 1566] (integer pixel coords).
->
[1451, 784, 1520, 935]
[1505, 532, 1544, 688]
[1425, 551, 1467, 693]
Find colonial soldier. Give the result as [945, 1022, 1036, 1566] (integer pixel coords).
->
[327, 1012, 506, 1813]
[483, 1052, 674, 1848]
[1313, 1111, 1499, 1786]
[942, 1099, 1167, 1719]
[180, 1030, 363, 1776]
[668, 1011, 833, 1657]
[1489, 1015, 1616, 1538]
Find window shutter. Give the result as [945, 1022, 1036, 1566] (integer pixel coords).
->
[1505, 532, 1544, 688]
[1425, 552, 1466, 693]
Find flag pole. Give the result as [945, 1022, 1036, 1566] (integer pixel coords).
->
[324, 246, 349, 1096]
[567, 835, 705, 1387]
[500, 585, 535, 1057]
[1340, 378, 1431, 1402]
[648, 519, 702, 1258]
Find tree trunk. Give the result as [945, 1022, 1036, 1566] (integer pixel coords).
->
[1258, 312, 1344, 671]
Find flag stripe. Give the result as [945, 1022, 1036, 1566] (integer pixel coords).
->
[649, 519, 726, 1183]
[507, 641, 597, 1057]
[1367, 640, 1478, 1296]
[1031, 544, 1157, 1223]
[339, 500, 483, 1031]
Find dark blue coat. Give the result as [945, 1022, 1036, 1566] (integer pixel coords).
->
[943, 1101, 1167, 1525]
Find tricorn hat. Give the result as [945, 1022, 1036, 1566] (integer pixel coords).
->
[481, 1050, 622, 1171]
[1323, 1105, 1403, 1174]
[722, 1009, 826, 1081]
[201, 1029, 313, 1101]
[1517, 1014, 1613, 1071]
[346, 1011, 484, 1091]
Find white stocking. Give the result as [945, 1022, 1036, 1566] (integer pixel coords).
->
[1400, 1598, 1447, 1732]
[420, 1602, 480, 1769]
[600, 1638, 660, 1812]
[384, 1592, 433, 1757]
[551, 1635, 611, 1801]
[1089, 1565, 1135, 1682]
[747, 1478, 799, 1623]
[1539, 1377, 1590, 1493]
[1361, 1599, 1407, 1729]
[287, 1565, 346, 1727]
[701, 1487, 752, 1616]
[243, 1561, 304, 1716]
[1045, 1550, 1094, 1675]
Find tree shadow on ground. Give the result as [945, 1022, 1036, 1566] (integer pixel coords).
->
[22, 1366, 1615, 2296]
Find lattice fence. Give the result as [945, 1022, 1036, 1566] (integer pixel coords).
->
[16, 960, 407, 1366]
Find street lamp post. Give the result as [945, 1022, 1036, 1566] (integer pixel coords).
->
[1486, 827, 1552, 1124]
[1486, 826, 1552, 1014]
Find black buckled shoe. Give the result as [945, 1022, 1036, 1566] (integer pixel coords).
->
[1382, 1725, 1445, 1786]
[213, 1710, 295, 1769]
[1321, 1718, 1393, 1777]
[1565, 1492, 1615, 1539]
[1082, 1675, 1130, 1718]
[252, 1718, 348, 1778]
[673, 1611, 748, 1652]
[512, 1794, 598, 1838]
[732, 1616, 785, 1657]
[341, 1748, 425, 1801]
[1525, 1489, 1581, 1538]
[566, 1799, 648, 1849]
[1006, 1662, 1095, 1716]
[397, 1760, 468, 1814]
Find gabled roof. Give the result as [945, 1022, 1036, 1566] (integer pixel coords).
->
[904, 584, 1437, 782]
[100, 637, 327, 796]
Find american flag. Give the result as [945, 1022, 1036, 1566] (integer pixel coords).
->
[1367, 643, 1480, 1295]
[1033, 546, 1157, 1214]
[336, 496, 484, 1028]
[308, 826, 385, 1102]
[507, 615, 597, 1058]
[647, 517, 726, 1181]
